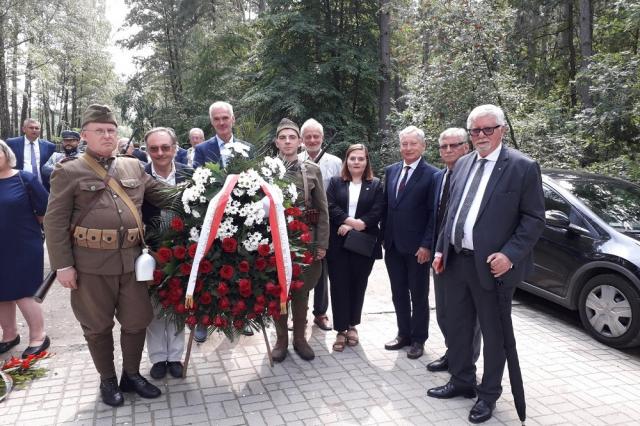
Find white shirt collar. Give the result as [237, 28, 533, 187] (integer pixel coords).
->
[151, 161, 176, 185]
[475, 143, 502, 163]
[402, 157, 422, 170]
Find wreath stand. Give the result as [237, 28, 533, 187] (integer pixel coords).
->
[182, 319, 274, 378]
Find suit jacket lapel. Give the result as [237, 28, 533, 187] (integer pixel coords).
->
[355, 179, 373, 217]
[477, 146, 509, 220]
[389, 163, 402, 205]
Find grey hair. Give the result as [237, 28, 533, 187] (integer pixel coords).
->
[208, 101, 234, 118]
[439, 128, 468, 144]
[466, 104, 506, 129]
[300, 118, 323, 136]
[0, 139, 17, 168]
[189, 127, 204, 137]
[144, 127, 178, 145]
[398, 125, 425, 144]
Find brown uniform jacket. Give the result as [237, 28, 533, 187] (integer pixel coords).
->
[287, 160, 330, 250]
[44, 153, 168, 275]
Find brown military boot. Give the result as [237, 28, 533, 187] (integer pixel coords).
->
[292, 299, 315, 361]
[271, 315, 289, 363]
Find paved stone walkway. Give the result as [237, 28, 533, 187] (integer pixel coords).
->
[1, 258, 640, 425]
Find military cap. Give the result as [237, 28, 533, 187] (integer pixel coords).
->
[81, 104, 118, 128]
[276, 118, 300, 137]
[61, 130, 81, 140]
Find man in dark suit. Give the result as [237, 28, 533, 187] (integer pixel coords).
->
[7, 118, 56, 188]
[427, 128, 481, 373]
[382, 125, 438, 359]
[193, 101, 250, 168]
[428, 105, 545, 423]
[175, 146, 188, 165]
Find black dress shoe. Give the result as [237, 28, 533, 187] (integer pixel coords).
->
[427, 381, 476, 399]
[384, 336, 411, 350]
[150, 362, 167, 379]
[21, 335, 50, 358]
[100, 377, 124, 407]
[120, 372, 162, 398]
[407, 342, 424, 359]
[167, 361, 184, 378]
[426, 354, 448, 372]
[0, 335, 20, 354]
[469, 399, 495, 424]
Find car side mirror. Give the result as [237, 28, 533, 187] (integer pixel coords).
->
[545, 209, 591, 235]
[545, 210, 570, 228]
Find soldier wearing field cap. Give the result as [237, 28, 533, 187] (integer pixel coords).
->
[271, 118, 329, 362]
[44, 104, 169, 407]
[41, 130, 82, 184]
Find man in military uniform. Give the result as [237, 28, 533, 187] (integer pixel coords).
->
[272, 118, 329, 362]
[41, 130, 82, 184]
[44, 104, 168, 407]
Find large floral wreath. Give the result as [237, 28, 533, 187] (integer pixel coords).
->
[148, 143, 314, 338]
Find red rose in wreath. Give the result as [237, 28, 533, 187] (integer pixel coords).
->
[219, 265, 234, 280]
[217, 281, 229, 296]
[258, 244, 271, 257]
[238, 278, 252, 297]
[170, 216, 185, 232]
[222, 237, 238, 253]
[238, 260, 250, 273]
[173, 245, 187, 260]
[157, 247, 172, 263]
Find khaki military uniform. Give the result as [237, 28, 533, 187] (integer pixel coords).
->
[44, 152, 168, 379]
[287, 160, 330, 299]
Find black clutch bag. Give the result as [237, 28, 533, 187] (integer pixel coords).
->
[34, 271, 57, 303]
[342, 230, 377, 257]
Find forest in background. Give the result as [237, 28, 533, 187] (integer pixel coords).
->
[0, 0, 638, 181]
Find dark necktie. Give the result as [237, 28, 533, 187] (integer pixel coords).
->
[453, 159, 488, 253]
[435, 169, 451, 233]
[29, 141, 40, 181]
[397, 165, 411, 196]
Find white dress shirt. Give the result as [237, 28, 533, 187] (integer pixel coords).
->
[298, 151, 342, 190]
[451, 144, 502, 250]
[23, 136, 41, 180]
[395, 157, 421, 196]
[348, 182, 362, 217]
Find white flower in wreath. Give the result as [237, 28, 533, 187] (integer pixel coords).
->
[192, 210, 201, 219]
[233, 187, 245, 197]
[221, 141, 250, 159]
[286, 183, 298, 203]
[242, 231, 265, 252]
[262, 156, 286, 179]
[189, 227, 200, 242]
[217, 217, 238, 240]
[192, 168, 212, 186]
[224, 199, 241, 215]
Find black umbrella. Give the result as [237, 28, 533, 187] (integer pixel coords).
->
[496, 279, 526, 424]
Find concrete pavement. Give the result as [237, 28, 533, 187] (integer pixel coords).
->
[2, 256, 640, 425]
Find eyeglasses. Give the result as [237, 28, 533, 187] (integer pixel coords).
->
[438, 142, 466, 151]
[84, 129, 118, 137]
[467, 125, 501, 137]
[147, 145, 174, 153]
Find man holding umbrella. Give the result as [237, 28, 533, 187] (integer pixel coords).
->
[429, 104, 545, 423]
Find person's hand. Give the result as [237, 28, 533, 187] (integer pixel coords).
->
[487, 252, 512, 277]
[415, 247, 431, 264]
[351, 219, 366, 231]
[432, 254, 444, 274]
[315, 248, 326, 260]
[338, 224, 353, 236]
[57, 267, 78, 289]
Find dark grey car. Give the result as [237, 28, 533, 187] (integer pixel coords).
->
[520, 169, 640, 348]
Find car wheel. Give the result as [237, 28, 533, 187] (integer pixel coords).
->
[578, 274, 640, 348]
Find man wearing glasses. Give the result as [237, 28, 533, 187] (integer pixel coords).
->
[141, 127, 191, 381]
[428, 105, 545, 423]
[427, 128, 482, 374]
[44, 104, 169, 407]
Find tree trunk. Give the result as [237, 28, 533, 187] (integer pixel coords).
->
[577, 0, 593, 109]
[21, 52, 33, 126]
[561, 0, 577, 109]
[71, 73, 78, 128]
[378, 0, 391, 133]
[0, 15, 11, 139]
[11, 29, 19, 135]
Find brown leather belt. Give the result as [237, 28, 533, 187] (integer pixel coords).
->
[73, 226, 140, 249]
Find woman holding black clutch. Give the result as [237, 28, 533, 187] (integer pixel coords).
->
[0, 140, 50, 358]
[326, 144, 384, 351]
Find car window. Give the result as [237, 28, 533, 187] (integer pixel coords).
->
[543, 185, 589, 228]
